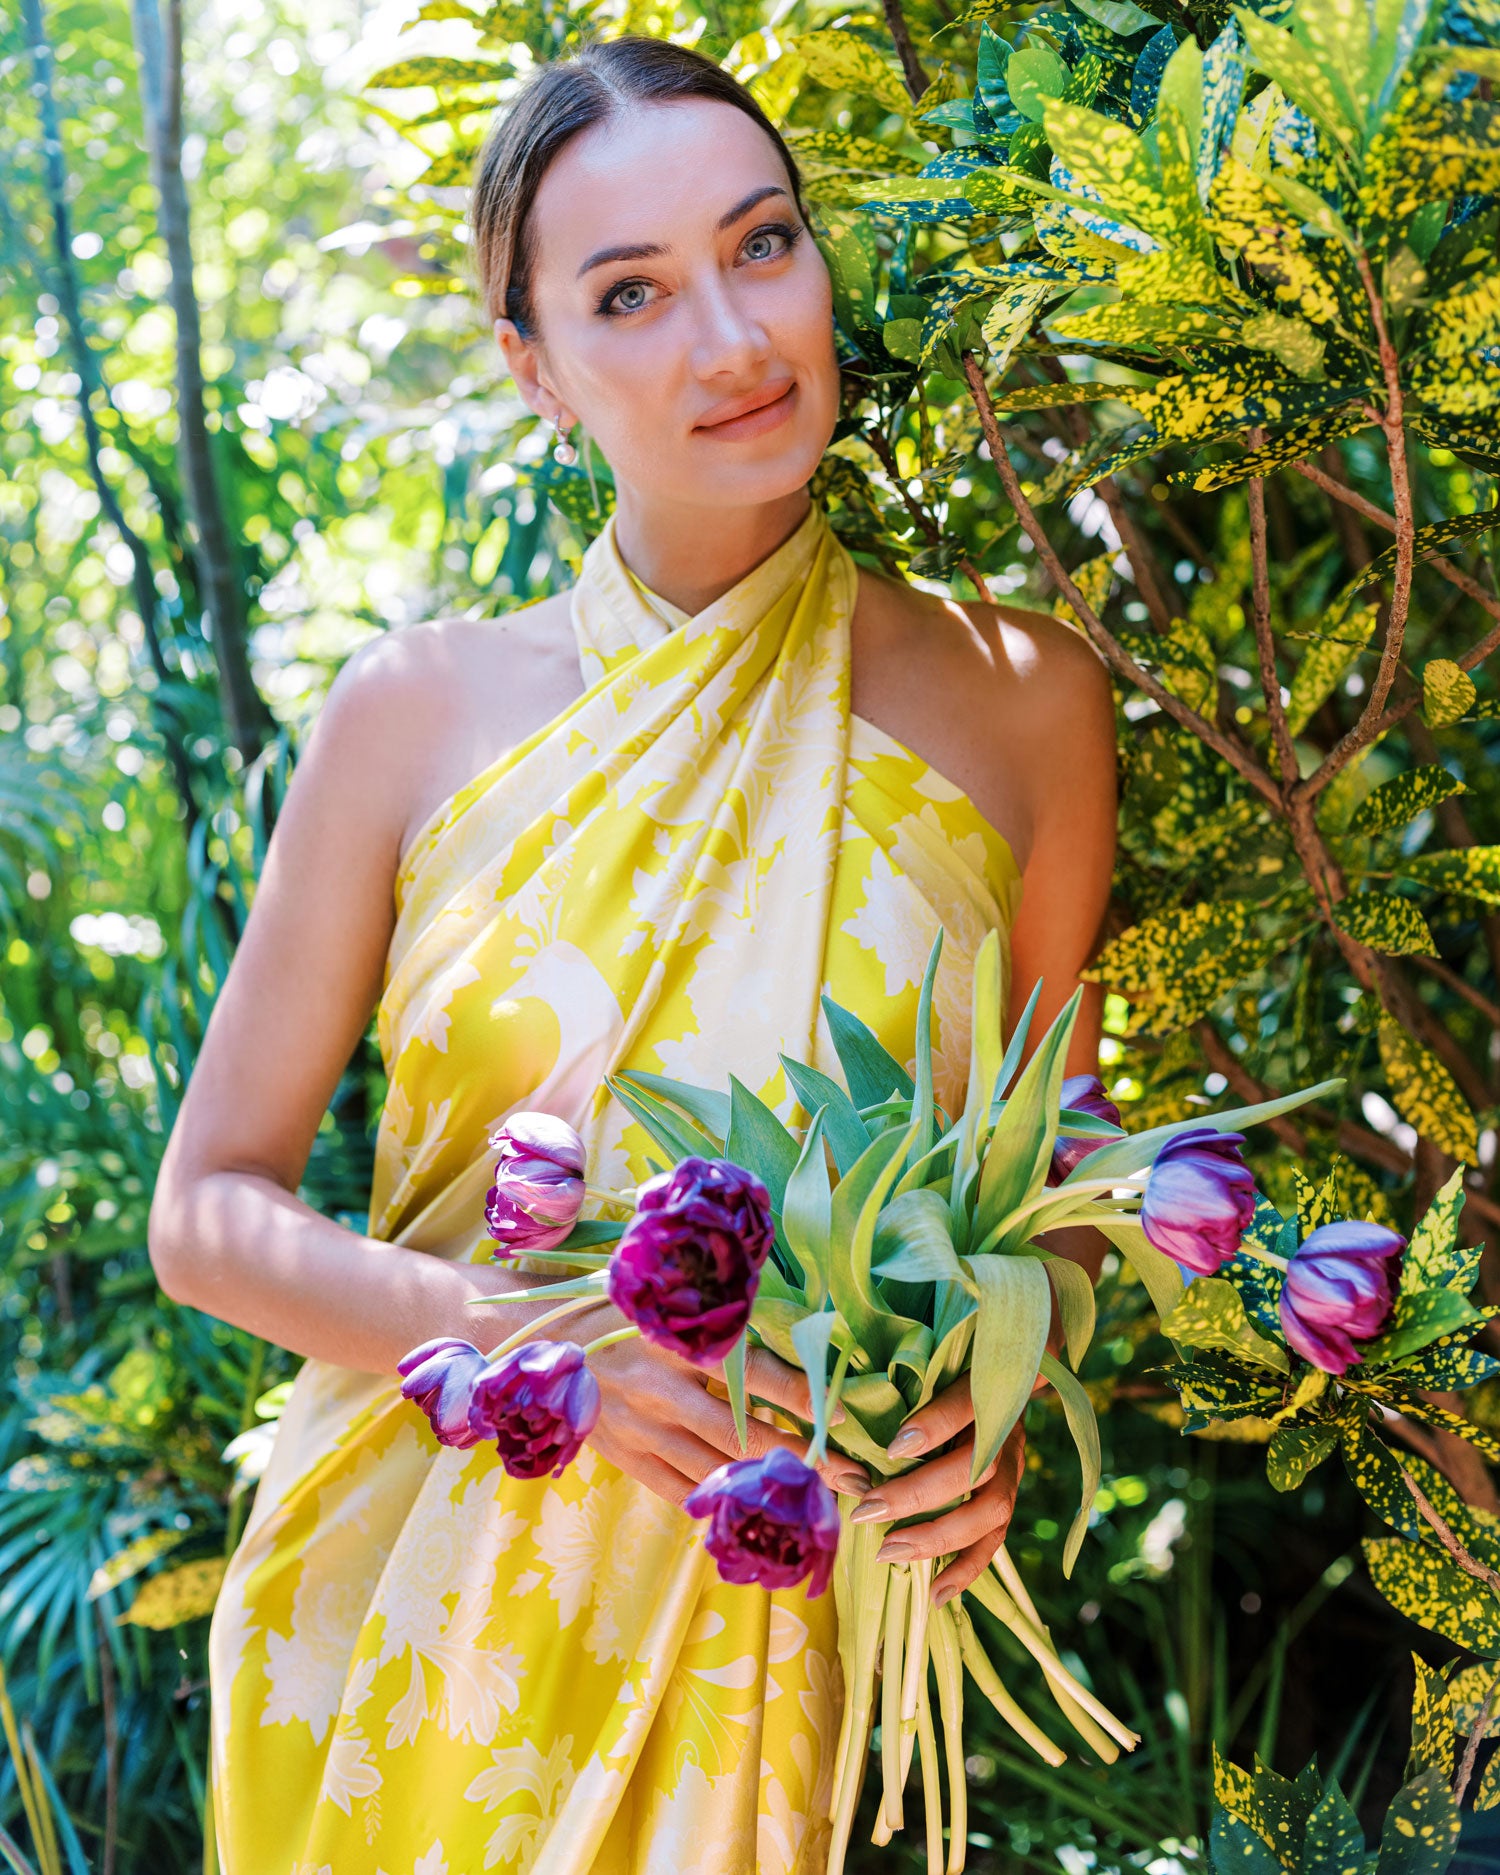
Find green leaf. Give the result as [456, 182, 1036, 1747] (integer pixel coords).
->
[781, 1109, 831, 1307]
[790, 1311, 837, 1464]
[871, 1189, 969, 1286]
[1400, 1168, 1472, 1297]
[1039, 1350, 1102, 1575]
[1007, 44, 1069, 121]
[723, 1333, 749, 1456]
[828, 1120, 923, 1369]
[725, 1076, 802, 1213]
[605, 1071, 722, 1165]
[1423, 658, 1478, 729]
[1377, 1018, 1478, 1162]
[366, 53, 510, 87]
[973, 988, 1082, 1249]
[966, 1254, 1052, 1480]
[1364, 1536, 1500, 1651]
[1266, 1422, 1339, 1490]
[1378, 1765, 1461, 1875]
[821, 994, 915, 1109]
[1350, 765, 1467, 836]
[1234, 9, 1360, 151]
[1285, 602, 1379, 737]
[1301, 1781, 1366, 1875]
[1332, 893, 1439, 957]
[1171, 406, 1370, 495]
[1085, 899, 1299, 1034]
[792, 28, 912, 113]
[1161, 1277, 1290, 1372]
[1093, 1215, 1187, 1323]
[1039, 1250, 1097, 1370]
[779, 1056, 870, 1176]
[1361, 1288, 1484, 1365]
[1070, 1078, 1347, 1188]
[612, 1069, 729, 1146]
[952, 933, 1022, 1243]
[1400, 846, 1500, 907]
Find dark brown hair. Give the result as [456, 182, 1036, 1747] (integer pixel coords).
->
[470, 36, 809, 340]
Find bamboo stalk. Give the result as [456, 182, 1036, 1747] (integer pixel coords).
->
[827, 1525, 888, 1874]
[929, 1604, 968, 1875]
[968, 1567, 1138, 1751]
[917, 1672, 945, 1875]
[900, 1556, 935, 1785]
[981, 1582, 1120, 1764]
[880, 1563, 912, 1834]
[952, 1603, 1067, 1767]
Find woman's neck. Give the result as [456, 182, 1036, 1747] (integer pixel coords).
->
[609, 484, 813, 616]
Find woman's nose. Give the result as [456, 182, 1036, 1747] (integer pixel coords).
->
[689, 275, 772, 380]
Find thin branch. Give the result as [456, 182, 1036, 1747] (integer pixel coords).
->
[1456, 1667, 1500, 1807]
[861, 427, 994, 603]
[960, 351, 1282, 807]
[881, 0, 930, 99]
[1409, 953, 1500, 1033]
[1246, 437, 1300, 788]
[1293, 460, 1500, 626]
[1400, 1464, 1500, 1598]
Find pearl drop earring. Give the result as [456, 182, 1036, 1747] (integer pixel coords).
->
[552, 416, 578, 466]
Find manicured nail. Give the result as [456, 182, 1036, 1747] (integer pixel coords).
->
[833, 1468, 871, 1496]
[932, 1583, 958, 1608]
[888, 1426, 927, 1459]
[876, 1540, 915, 1563]
[848, 1496, 890, 1524]
[830, 1401, 847, 1425]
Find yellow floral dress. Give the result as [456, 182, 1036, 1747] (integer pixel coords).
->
[207, 500, 1021, 1874]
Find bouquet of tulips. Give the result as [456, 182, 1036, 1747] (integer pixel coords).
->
[397, 930, 1341, 1873]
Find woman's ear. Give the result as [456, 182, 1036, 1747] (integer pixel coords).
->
[493, 315, 570, 428]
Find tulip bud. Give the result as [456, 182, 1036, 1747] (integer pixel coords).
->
[1049, 1074, 1124, 1185]
[1279, 1220, 1406, 1375]
[1140, 1127, 1258, 1276]
[607, 1157, 775, 1368]
[485, 1112, 587, 1258]
[684, 1448, 842, 1597]
[467, 1339, 601, 1479]
[397, 1337, 489, 1449]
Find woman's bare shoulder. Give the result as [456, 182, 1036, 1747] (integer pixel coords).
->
[314, 594, 587, 863]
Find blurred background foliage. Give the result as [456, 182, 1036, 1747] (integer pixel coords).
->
[1, 0, 1498, 1867]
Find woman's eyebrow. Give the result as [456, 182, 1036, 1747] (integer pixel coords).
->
[575, 184, 792, 279]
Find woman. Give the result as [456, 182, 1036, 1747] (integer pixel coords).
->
[148, 34, 1117, 1875]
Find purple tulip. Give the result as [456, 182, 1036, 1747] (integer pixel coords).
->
[467, 1340, 601, 1479]
[484, 1112, 587, 1258]
[684, 1448, 842, 1597]
[1140, 1127, 1258, 1277]
[397, 1337, 489, 1449]
[1049, 1074, 1124, 1185]
[1279, 1220, 1406, 1375]
[607, 1157, 775, 1368]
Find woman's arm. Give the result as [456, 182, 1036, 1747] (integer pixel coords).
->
[147, 626, 572, 1374]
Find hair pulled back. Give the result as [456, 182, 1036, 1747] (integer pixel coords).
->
[471, 36, 809, 340]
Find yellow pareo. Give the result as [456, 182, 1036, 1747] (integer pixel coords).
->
[208, 500, 1021, 1875]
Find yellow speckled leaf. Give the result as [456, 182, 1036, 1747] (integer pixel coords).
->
[1378, 1017, 1478, 1162]
[1365, 1536, 1500, 1650]
[1349, 764, 1468, 837]
[790, 30, 911, 113]
[1085, 898, 1296, 1034]
[1161, 1276, 1290, 1371]
[121, 1557, 228, 1629]
[1170, 404, 1369, 494]
[1053, 552, 1115, 632]
[367, 54, 509, 87]
[86, 1527, 188, 1603]
[1333, 892, 1439, 956]
[1209, 159, 1345, 326]
[783, 128, 922, 176]
[1285, 601, 1378, 735]
[1234, 9, 1360, 151]
[1401, 846, 1500, 907]
[1423, 658, 1478, 729]
[1041, 100, 1179, 240]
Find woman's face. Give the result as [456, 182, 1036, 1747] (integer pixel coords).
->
[496, 99, 840, 514]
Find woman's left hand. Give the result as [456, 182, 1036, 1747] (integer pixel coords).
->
[846, 1369, 1043, 1606]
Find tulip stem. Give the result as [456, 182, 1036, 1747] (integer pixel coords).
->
[486, 1295, 600, 1361]
[583, 1326, 641, 1357]
[1235, 1242, 1290, 1271]
[584, 1181, 635, 1209]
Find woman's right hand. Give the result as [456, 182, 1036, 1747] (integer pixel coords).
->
[569, 1301, 871, 1508]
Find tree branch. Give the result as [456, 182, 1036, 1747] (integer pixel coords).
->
[881, 0, 931, 99]
[961, 351, 1282, 806]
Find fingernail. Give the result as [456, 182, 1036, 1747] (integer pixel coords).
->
[932, 1583, 958, 1608]
[830, 1402, 847, 1425]
[876, 1540, 915, 1563]
[887, 1426, 927, 1459]
[848, 1496, 890, 1524]
[833, 1468, 870, 1496]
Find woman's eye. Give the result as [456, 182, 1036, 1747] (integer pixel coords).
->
[742, 225, 798, 263]
[602, 279, 655, 316]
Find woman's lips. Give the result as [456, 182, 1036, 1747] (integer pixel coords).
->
[694, 380, 798, 441]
